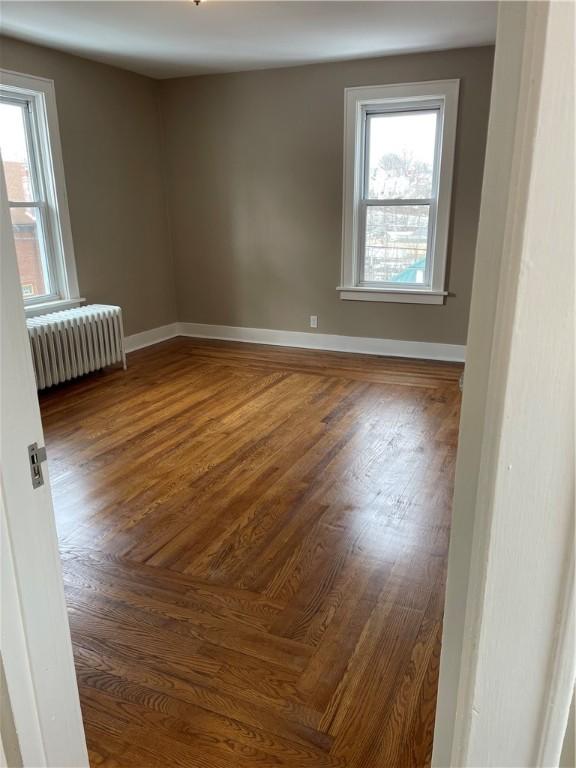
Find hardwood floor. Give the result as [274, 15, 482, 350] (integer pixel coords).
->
[40, 338, 462, 768]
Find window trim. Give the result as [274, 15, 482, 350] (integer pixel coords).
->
[338, 79, 460, 304]
[0, 69, 81, 311]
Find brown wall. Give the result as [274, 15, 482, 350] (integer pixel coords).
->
[1, 37, 493, 345]
[0, 36, 176, 335]
[161, 46, 493, 344]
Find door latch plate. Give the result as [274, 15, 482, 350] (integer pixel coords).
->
[28, 442, 47, 489]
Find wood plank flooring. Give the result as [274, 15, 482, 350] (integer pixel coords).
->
[40, 338, 462, 768]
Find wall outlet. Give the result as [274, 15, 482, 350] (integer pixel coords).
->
[309, 315, 318, 329]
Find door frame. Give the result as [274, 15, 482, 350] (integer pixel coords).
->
[433, 1, 575, 765]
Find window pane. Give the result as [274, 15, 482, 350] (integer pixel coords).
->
[366, 111, 437, 200]
[364, 205, 429, 284]
[0, 102, 36, 202]
[10, 207, 50, 299]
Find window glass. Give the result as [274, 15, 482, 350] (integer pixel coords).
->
[9, 206, 50, 299]
[364, 205, 429, 284]
[366, 110, 438, 200]
[0, 101, 36, 202]
[361, 108, 438, 286]
[0, 96, 54, 301]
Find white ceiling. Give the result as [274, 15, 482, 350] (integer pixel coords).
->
[0, 1, 498, 80]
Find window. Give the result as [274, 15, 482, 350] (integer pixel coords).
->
[339, 80, 459, 304]
[0, 70, 80, 309]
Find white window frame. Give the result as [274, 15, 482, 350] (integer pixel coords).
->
[338, 79, 459, 304]
[0, 69, 82, 315]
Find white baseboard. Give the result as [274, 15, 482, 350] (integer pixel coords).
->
[124, 322, 180, 353]
[178, 322, 466, 362]
[125, 321, 465, 362]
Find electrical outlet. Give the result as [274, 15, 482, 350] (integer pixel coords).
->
[309, 315, 318, 329]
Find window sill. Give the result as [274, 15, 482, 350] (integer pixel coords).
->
[25, 297, 86, 318]
[337, 287, 447, 305]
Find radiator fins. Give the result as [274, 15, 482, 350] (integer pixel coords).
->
[26, 304, 126, 390]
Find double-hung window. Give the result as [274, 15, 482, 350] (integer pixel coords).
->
[339, 80, 459, 304]
[0, 70, 80, 311]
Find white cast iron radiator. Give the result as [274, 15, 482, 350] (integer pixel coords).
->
[26, 304, 126, 390]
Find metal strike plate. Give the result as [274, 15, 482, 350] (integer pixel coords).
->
[28, 442, 47, 489]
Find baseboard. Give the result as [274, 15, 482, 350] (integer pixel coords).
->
[125, 321, 465, 362]
[124, 322, 180, 353]
[178, 322, 466, 362]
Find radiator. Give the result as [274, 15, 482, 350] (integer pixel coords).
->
[26, 304, 126, 390]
